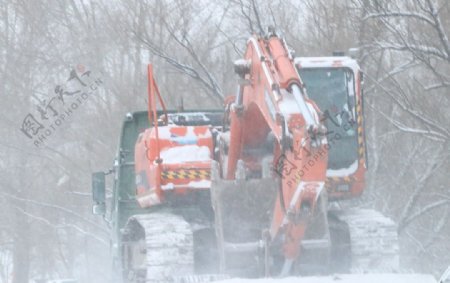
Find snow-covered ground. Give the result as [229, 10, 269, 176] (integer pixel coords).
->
[218, 274, 437, 283]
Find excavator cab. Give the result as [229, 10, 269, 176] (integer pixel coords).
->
[295, 56, 367, 199]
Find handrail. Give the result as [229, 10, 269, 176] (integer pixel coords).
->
[147, 64, 167, 163]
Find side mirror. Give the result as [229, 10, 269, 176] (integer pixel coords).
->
[92, 171, 106, 215]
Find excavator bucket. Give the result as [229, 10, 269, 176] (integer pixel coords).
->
[210, 161, 278, 277]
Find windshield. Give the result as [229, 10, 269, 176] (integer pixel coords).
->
[298, 68, 359, 170]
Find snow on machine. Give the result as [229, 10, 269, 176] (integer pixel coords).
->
[92, 30, 400, 282]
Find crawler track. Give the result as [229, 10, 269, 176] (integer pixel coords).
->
[123, 213, 194, 283]
[331, 209, 399, 273]
[122, 212, 226, 283]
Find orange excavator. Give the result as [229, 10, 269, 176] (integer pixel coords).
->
[92, 29, 399, 283]
[209, 30, 398, 278]
[212, 29, 330, 276]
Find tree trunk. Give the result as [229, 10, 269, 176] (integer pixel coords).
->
[12, 205, 30, 283]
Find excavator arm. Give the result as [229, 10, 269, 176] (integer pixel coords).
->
[214, 31, 329, 276]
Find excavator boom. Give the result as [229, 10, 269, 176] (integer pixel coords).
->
[212, 31, 330, 277]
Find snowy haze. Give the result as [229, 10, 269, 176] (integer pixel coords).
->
[0, 0, 449, 283]
[219, 274, 437, 283]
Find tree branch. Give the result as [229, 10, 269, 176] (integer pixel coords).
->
[363, 11, 435, 26]
[0, 191, 108, 234]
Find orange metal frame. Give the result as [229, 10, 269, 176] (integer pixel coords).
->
[147, 64, 168, 163]
[225, 35, 328, 262]
[134, 65, 214, 208]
